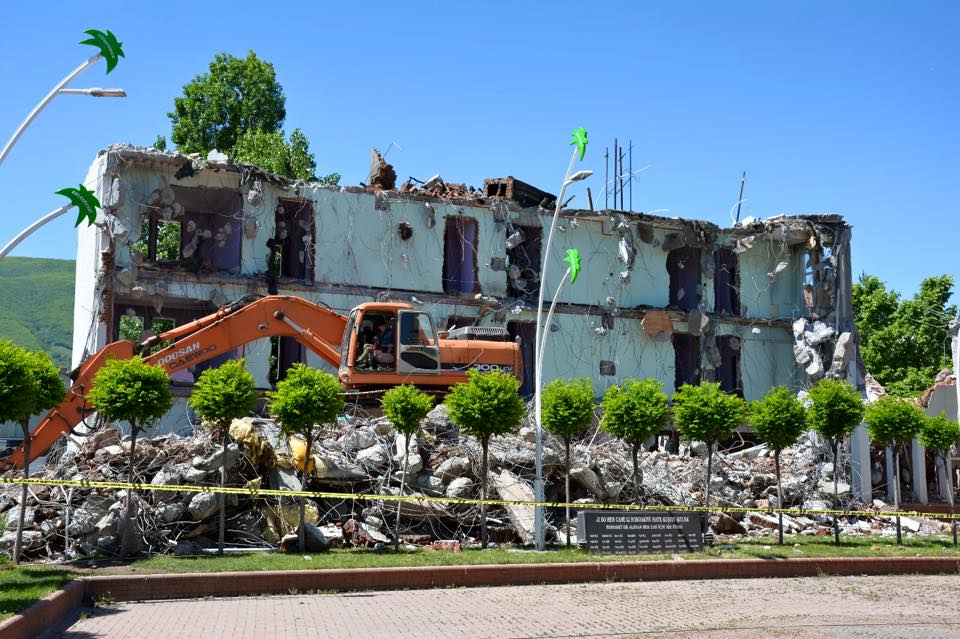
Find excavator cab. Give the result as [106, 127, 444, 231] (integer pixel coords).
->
[340, 305, 440, 381]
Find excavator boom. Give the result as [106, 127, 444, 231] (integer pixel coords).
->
[2, 295, 347, 470]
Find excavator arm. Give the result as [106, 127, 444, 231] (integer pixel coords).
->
[1, 295, 348, 470]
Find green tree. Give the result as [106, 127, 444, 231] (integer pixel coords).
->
[445, 369, 525, 548]
[920, 413, 960, 544]
[599, 378, 669, 501]
[750, 386, 807, 544]
[865, 396, 926, 544]
[88, 357, 172, 556]
[232, 128, 317, 181]
[806, 378, 865, 543]
[542, 378, 595, 546]
[673, 382, 747, 539]
[0, 343, 65, 563]
[189, 359, 258, 555]
[268, 364, 344, 552]
[153, 135, 167, 151]
[169, 51, 286, 156]
[853, 274, 957, 396]
[381, 385, 434, 550]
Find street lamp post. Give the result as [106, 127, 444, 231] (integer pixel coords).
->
[533, 130, 591, 551]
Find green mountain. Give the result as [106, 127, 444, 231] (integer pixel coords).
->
[0, 257, 75, 368]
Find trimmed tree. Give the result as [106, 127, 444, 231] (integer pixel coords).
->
[673, 382, 747, 542]
[920, 413, 960, 545]
[599, 378, 670, 501]
[89, 357, 172, 556]
[750, 386, 807, 545]
[381, 385, 434, 550]
[0, 343, 66, 563]
[865, 395, 926, 544]
[806, 378, 865, 544]
[268, 364, 344, 552]
[542, 378, 595, 547]
[445, 369, 525, 548]
[189, 359, 258, 555]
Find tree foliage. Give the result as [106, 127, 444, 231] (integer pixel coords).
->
[853, 274, 956, 397]
[673, 382, 746, 445]
[232, 128, 317, 181]
[542, 378, 595, 442]
[750, 386, 807, 452]
[190, 359, 258, 426]
[805, 379, 864, 441]
[864, 396, 925, 447]
[169, 51, 286, 156]
[920, 413, 960, 454]
[445, 369, 525, 441]
[381, 384, 434, 437]
[268, 364, 344, 436]
[599, 378, 669, 448]
[88, 358, 172, 427]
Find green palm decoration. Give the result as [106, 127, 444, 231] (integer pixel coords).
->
[564, 248, 582, 283]
[570, 127, 588, 161]
[80, 29, 125, 73]
[56, 185, 101, 227]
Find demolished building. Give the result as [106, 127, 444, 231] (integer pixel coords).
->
[52, 143, 877, 497]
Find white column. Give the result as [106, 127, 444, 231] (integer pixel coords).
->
[885, 447, 896, 502]
[911, 436, 928, 504]
[850, 423, 872, 502]
[938, 457, 951, 501]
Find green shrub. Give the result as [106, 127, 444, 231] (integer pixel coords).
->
[599, 378, 669, 498]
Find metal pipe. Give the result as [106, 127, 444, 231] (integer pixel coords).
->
[0, 204, 73, 261]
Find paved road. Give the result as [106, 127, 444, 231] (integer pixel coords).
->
[57, 575, 960, 639]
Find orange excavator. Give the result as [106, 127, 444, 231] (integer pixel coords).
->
[1, 294, 521, 470]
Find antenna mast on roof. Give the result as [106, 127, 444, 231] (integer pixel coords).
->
[735, 171, 746, 224]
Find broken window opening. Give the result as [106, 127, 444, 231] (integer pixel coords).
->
[672, 333, 701, 390]
[599, 360, 617, 376]
[716, 335, 743, 397]
[442, 216, 479, 294]
[713, 248, 740, 315]
[131, 216, 181, 263]
[275, 199, 316, 283]
[506, 224, 542, 299]
[270, 336, 306, 387]
[119, 314, 144, 343]
[507, 321, 535, 397]
[802, 242, 835, 315]
[667, 247, 701, 311]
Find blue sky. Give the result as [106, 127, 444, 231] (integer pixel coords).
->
[1, 1, 956, 298]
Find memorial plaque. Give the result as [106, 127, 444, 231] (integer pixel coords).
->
[577, 510, 703, 554]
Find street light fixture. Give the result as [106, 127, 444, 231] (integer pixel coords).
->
[58, 88, 127, 97]
[533, 130, 591, 551]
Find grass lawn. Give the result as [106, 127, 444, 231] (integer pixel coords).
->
[99, 534, 960, 575]
[0, 560, 74, 622]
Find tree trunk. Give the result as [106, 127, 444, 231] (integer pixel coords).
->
[703, 443, 713, 545]
[13, 419, 30, 564]
[481, 435, 489, 549]
[832, 439, 840, 545]
[218, 421, 228, 556]
[121, 421, 139, 558]
[564, 437, 571, 548]
[299, 430, 311, 553]
[396, 436, 410, 552]
[893, 444, 903, 545]
[631, 443, 640, 503]
[775, 449, 784, 546]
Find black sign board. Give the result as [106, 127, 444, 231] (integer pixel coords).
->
[577, 510, 703, 554]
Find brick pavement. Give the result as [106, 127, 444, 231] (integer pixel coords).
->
[57, 575, 960, 638]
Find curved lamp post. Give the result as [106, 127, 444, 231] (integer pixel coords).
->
[0, 29, 125, 168]
[533, 128, 591, 550]
[0, 185, 101, 261]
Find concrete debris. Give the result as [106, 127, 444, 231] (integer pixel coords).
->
[2, 405, 951, 562]
[368, 148, 397, 191]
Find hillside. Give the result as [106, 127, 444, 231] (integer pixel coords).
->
[0, 257, 74, 368]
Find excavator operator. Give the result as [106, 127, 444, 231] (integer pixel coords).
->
[356, 315, 395, 370]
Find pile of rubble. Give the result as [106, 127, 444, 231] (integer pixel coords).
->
[1, 405, 950, 561]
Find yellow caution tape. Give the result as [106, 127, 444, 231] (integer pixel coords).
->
[2, 476, 958, 521]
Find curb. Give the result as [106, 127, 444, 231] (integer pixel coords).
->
[0, 579, 84, 639]
[80, 556, 960, 602]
